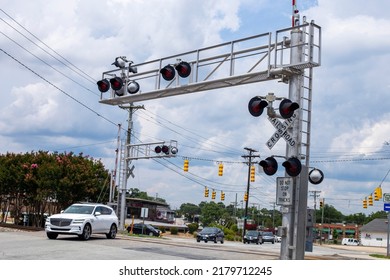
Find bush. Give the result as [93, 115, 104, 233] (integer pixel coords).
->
[170, 227, 178, 235]
[187, 223, 199, 234]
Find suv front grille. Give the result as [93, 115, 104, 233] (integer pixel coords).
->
[50, 218, 72, 227]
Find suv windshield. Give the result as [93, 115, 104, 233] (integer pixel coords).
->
[63, 205, 94, 214]
[201, 227, 217, 234]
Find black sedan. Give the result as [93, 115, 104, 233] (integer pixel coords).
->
[196, 227, 224, 244]
[127, 223, 161, 236]
[243, 230, 262, 244]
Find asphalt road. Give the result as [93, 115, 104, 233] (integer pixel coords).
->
[0, 227, 387, 260]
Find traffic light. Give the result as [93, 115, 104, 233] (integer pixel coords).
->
[221, 191, 225, 201]
[282, 157, 302, 177]
[244, 192, 248, 201]
[211, 190, 216, 200]
[204, 187, 209, 198]
[363, 199, 367, 209]
[368, 195, 373, 206]
[319, 199, 323, 208]
[374, 188, 379, 201]
[248, 96, 268, 117]
[218, 163, 223, 176]
[259, 157, 278, 176]
[155, 145, 178, 155]
[376, 186, 383, 200]
[160, 61, 192, 81]
[279, 98, 299, 119]
[183, 159, 189, 172]
[250, 165, 255, 182]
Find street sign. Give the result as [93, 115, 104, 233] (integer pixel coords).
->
[276, 177, 293, 206]
[383, 193, 390, 202]
[266, 113, 297, 149]
[384, 203, 390, 211]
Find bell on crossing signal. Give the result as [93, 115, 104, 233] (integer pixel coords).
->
[175, 61, 191, 78]
[204, 187, 209, 198]
[127, 81, 140, 94]
[183, 159, 189, 172]
[250, 165, 255, 182]
[97, 79, 110, 93]
[160, 65, 176, 81]
[218, 163, 223, 176]
[259, 157, 278, 176]
[309, 168, 324, 185]
[282, 157, 302, 177]
[248, 96, 268, 117]
[279, 98, 299, 119]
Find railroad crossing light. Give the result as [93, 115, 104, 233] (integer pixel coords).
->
[110, 77, 124, 96]
[363, 199, 367, 209]
[97, 79, 110, 92]
[368, 195, 373, 206]
[204, 187, 209, 198]
[250, 165, 255, 182]
[155, 145, 178, 155]
[282, 157, 302, 177]
[218, 163, 223, 176]
[211, 190, 216, 200]
[175, 61, 191, 78]
[279, 98, 299, 119]
[160, 65, 176, 81]
[259, 157, 278, 176]
[244, 192, 248, 201]
[221, 191, 225, 201]
[319, 199, 323, 208]
[183, 159, 189, 172]
[248, 96, 268, 117]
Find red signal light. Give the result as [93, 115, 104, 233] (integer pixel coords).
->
[259, 157, 278, 176]
[279, 99, 299, 119]
[161, 145, 169, 154]
[175, 61, 191, 78]
[160, 65, 176, 81]
[248, 96, 268, 117]
[282, 157, 302, 177]
[97, 79, 110, 92]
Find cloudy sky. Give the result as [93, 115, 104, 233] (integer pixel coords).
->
[1, 0, 389, 216]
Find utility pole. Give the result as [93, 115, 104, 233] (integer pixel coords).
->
[117, 103, 144, 230]
[241, 147, 259, 239]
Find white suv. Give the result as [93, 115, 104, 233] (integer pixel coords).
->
[45, 203, 118, 240]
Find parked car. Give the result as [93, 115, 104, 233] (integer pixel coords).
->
[196, 227, 224, 243]
[45, 203, 118, 240]
[243, 230, 262, 244]
[127, 223, 161, 236]
[260, 231, 275, 244]
[341, 238, 360, 246]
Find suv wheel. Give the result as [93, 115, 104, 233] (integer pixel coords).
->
[47, 232, 58, 240]
[79, 223, 92, 240]
[106, 224, 117, 239]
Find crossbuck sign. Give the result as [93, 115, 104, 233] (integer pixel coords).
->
[266, 113, 297, 149]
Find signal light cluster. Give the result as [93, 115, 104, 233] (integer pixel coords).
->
[160, 61, 191, 81]
[154, 145, 178, 156]
[363, 186, 382, 209]
[259, 156, 302, 177]
[248, 96, 299, 119]
[97, 77, 140, 96]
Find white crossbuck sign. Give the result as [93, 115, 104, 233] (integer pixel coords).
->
[266, 113, 297, 149]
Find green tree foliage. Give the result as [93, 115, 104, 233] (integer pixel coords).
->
[0, 151, 109, 226]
